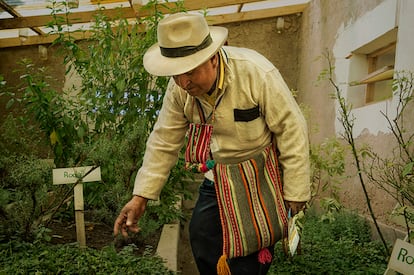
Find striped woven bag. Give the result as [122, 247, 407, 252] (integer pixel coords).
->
[214, 144, 288, 274]
[184, 98, 217, 173]
[185, 122, 213, 164]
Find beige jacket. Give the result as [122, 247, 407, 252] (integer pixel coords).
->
[133, 46, 311, 202]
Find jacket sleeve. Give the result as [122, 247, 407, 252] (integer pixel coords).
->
[132, 81, 188, 200]
[259, 69, 311, 202]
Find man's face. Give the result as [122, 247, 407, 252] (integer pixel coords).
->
[173, 54, 218, 97]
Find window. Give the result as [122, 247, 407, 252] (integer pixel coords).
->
[346, 29, 397, 108]
[332, 0, 414, 137]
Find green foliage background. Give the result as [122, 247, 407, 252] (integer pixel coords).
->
[0, 0, 190, 250]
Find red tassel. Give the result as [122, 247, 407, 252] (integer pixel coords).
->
[258, 248, 272, 264]
[200, 162, 208, 173]
[217, 254, 231, 275]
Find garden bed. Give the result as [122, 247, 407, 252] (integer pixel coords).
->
[48, 219, 161, 255]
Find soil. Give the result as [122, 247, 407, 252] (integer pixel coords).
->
[48, 219, 161, 256]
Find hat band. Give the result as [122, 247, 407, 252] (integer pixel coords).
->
[160, 34, 213, 58]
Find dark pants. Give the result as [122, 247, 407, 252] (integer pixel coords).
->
[189, 178, 274, 275]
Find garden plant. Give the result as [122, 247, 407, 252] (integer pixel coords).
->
[1, 1, 190, 273]
[270, 207, 388, 274]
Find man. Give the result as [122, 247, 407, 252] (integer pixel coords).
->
[114, 12, 310, 275]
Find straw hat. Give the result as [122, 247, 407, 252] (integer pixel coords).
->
[143, 13, 228, 76]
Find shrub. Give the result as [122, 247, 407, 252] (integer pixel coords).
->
[0, 241, 174, 274]
[271, 209, 387, 274]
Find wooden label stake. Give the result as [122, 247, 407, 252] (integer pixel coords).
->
[53, 166, 101, 248]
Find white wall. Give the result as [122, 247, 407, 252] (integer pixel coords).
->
[332, 0, 414, 137]
[395, 0, 414, 72]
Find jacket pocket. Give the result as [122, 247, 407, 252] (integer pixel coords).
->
[234, 105, 260, 122]
[234, 105, 265, 142]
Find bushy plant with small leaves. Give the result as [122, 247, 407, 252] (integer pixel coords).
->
[0, 241, 174, 274]
[271, 209, 387, 274]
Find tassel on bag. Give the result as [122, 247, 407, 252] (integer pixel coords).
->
[185, 159, 215, 173]
[217, 254, 231, 275]
[257, 248, 273, 264]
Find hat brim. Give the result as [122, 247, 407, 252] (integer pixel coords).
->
[143, 26, 228, 77]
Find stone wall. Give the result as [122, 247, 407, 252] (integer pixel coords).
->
[0, 45, 66, 122]
[222, 15, 301, 91]
[298, 0, 414, 228]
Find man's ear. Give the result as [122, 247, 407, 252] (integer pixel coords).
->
[211, 53, 219, 68]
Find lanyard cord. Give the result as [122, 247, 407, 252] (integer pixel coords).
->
[195, 95, 223, 124]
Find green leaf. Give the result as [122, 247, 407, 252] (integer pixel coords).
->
[402, 162, 414, 177]
[77, 126, 85, 139]
[50, 130, 58, 145]
[114, 80, 124, 94]
[6, 98, 15, 109]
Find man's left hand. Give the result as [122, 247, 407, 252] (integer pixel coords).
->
[285, 201, 306, 216]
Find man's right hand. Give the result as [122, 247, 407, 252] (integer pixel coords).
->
[113, 195, 148, 237]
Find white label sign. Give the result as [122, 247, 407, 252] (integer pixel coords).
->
[388, 239, 414, 275]
[53, 166, 101, 185]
